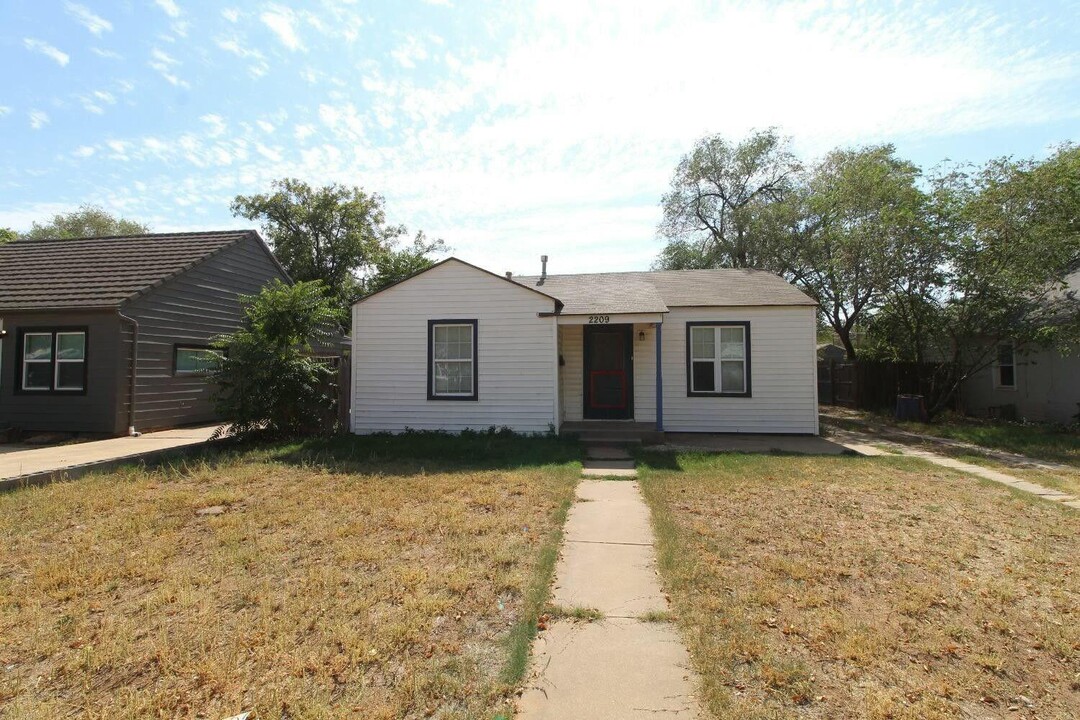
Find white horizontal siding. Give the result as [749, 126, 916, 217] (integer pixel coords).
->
[352, 260, 558, 434]
[559, 325, 583, 422]
[633, 323, 657, 424]
[661, 307, 818, 434]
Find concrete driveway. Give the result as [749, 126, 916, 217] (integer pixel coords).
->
[0, 426, 220, 490]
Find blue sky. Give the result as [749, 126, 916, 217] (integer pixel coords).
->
[1, 0, 1078, 276]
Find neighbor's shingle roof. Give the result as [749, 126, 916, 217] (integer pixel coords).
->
[514, 268, 816, 314]
[0, 230, 257, 310]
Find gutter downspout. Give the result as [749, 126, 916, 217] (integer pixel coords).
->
[117, 311, 141, 436]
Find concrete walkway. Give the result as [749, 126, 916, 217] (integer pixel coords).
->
[518, 480, 699, 719]
[820, 411, 1074, 472]
[0, 425, 220, 490]
[831, 427, 1080, 510]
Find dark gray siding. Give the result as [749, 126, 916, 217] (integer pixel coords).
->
[0, 310, 123, 434]
[118, 235, 289, 432]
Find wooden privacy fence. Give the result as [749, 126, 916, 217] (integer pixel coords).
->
[818, 360, 954, 411]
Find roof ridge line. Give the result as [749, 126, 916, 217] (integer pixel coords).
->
[7, 229, 255, 244]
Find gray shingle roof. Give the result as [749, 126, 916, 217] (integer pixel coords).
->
[0, 230, 257, 311]
[514, 268, 816, 314]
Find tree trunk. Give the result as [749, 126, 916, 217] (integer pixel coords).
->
[837, 326, 857, 361]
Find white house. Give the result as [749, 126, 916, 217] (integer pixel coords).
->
[350, 257, 819, 436]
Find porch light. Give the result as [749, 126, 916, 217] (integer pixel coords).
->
[638, 330, 646, 341]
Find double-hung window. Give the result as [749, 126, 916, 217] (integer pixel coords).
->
[995, 342, 1016, 389]
[19, 329, 87, 392]
[428, 320, 478, 400]
[687, 322, 750, 396]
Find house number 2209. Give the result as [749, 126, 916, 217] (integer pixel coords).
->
[588, 315, 610, 324]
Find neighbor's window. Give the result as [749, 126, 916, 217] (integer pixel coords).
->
[20, 329, 86, 392]
[174, 345, 223, 375]
[687, 322, 750, 396]
[995, 342, 1016, 389]
[429, 320, 477, 400]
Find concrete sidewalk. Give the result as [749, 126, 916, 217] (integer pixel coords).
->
[831, 427, 1080, 510]
[518, 480, 699, 719]
[0, 425, 220, 490]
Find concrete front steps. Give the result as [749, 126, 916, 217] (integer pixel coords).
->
[561, 421, 664, 446]
[562, 422, 663, 477]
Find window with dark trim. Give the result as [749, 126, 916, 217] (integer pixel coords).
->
[686, 322, 751, 397]
[995, 342, 1016, 389]
[174, 345, 224, 376]
[428, 319, 478, 400]
[16, 328, 88, 393]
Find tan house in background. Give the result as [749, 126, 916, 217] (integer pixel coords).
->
[961, 269, 1080, 424]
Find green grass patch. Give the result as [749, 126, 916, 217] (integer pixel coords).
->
[500, 488, 577, 685]
[545, 604, 604, 622]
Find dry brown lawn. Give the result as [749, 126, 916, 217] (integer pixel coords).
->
[0, 441, 578, 719]
[640, 453, 1079, 720]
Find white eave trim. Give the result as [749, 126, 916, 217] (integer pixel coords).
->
[553, 312, 667, 325]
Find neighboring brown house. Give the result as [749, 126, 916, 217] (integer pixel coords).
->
[0, 230, 289, 436]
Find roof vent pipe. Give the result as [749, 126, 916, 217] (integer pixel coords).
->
[540, 255, 548, 279]
[505, 271, 512, 279]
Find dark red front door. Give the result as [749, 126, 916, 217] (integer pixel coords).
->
[583, 324, 633, 420]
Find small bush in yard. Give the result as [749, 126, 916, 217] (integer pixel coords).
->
[211, 279, 345, 439]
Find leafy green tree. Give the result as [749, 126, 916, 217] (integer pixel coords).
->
[22, 204, 149, 240]
[211, 280, 346, 439]
[658, 138, 934, 360]
[657, 128, 801, 270]
[789, 145, 934, 359]
[364, 232, 447, 294]
[0, 228, 16, 244]
[231, 178, 443, 311]
[870, 145, 1080, 415]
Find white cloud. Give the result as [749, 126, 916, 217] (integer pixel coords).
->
[222, 8, 240, 23]
[155, 0, 181, 19]
[256, 143, 283, 162]
[216, 37, 269, 77]
[28, 110, 50, 129]
[73, 145, 96, 158]
[91, 47, 122, 59]
[200, 113, 227, 137]
[149, 47, 189, 88]
[65, 3, 112, 35]
[104, 139, 131, 160]
[390, 35, 430, 69]
[257, 120, 275, 133]
[261, 6, 304, 51]
[23, 38, 70, 67]
[0, 106, 11, 116]
[30, 1, 1079, 275]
